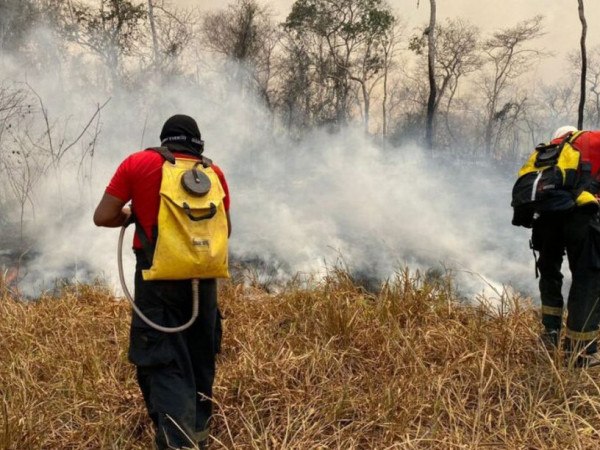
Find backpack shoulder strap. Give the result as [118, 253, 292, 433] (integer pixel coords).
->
[200, 155, 212, 168]
[535, 141, 558, 152]
[130, 210, 156, 264]
[147, 146, 176, 164]
[534, 131, 575, 152]
[147, 146, 212, 168]
[132, 147, 175, 262]
[566, 131, 596, 199]
[556, 131, 576, 150]
[566, 130, 586, 151]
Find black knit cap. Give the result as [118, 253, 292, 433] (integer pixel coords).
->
[159, 114, 204, 155]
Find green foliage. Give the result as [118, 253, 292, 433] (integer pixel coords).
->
[282, 0, 396, 127]
[409, 33, 426, 55]
[285, 0, 394, 41]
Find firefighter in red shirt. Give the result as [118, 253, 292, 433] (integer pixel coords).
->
[532, 126, 600, 367]
[94, 115, 230, 449]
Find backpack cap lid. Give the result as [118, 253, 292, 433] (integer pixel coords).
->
[181, 165, 212, 196]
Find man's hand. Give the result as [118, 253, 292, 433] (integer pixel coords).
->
[122, 205, 133, 226]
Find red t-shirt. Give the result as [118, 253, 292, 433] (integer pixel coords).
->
[106, 149, 230, 249]
[552, 131, 600, 176]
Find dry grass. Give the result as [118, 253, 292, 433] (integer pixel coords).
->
[2, 269, 600, 449]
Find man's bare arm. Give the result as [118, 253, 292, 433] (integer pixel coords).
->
[93, 193, 131, 227]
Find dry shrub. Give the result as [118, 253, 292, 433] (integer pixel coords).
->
[2, 269, 600, 449]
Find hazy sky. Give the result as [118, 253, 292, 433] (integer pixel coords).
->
[189, 0, 600, 61]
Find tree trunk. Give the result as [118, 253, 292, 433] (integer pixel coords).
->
[578, 0, 587, 129]
[484, 107, 495, 155]
[382, 33, 393, 145]
[594, 88, 600, 128]
[147, 0, 159, 67]
[361, 80, 370, 134]
[382, 62, 388, 143]
[425, 0, 437, 149]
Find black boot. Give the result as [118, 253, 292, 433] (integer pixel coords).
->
[539, 328, 560, 350]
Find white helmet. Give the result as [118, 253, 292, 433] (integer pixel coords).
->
[552, 125, 578, 140]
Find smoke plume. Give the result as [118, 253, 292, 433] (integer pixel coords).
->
[0, 29, 536, 302]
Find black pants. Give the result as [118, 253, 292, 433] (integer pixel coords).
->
[129, 251, 221, 449]
[532, 208, 600, 354]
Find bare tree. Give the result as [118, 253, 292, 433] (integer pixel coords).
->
[0, 83, 30, 223]
[284, 0, 395, 129]
[424, 0, 437, 149]
[146, 1, 199, 77]
[202, 0, 280, 108]
[0, 84, 28, 144]
[0, 0, 38, 52]
[479, 16, 543, 155]
[277, 33, 316, 133]
[147, 0, 159, 65]
[520, 82, 565, 150]
[586, 47, 600, 128]
[433, 21, 480, 113]
[410, 18, 481, 147]
[0, 83, 107, 240]
[437, 20, 481, 147]
[347, 8, 396, 133]
[25, 85, 109, 170]
[381, 21, 402, 141]
[58, 0, 147, 86]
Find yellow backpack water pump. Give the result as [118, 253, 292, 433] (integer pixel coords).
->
[118, 147, 229, 333]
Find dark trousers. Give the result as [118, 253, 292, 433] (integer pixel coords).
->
[129, 251, 221, 449]
[533, 208, 600, 354]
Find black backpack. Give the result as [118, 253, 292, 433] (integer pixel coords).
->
[511, 132, 589, 228]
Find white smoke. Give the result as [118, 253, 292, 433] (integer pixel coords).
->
[0, 29, 537, 302]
